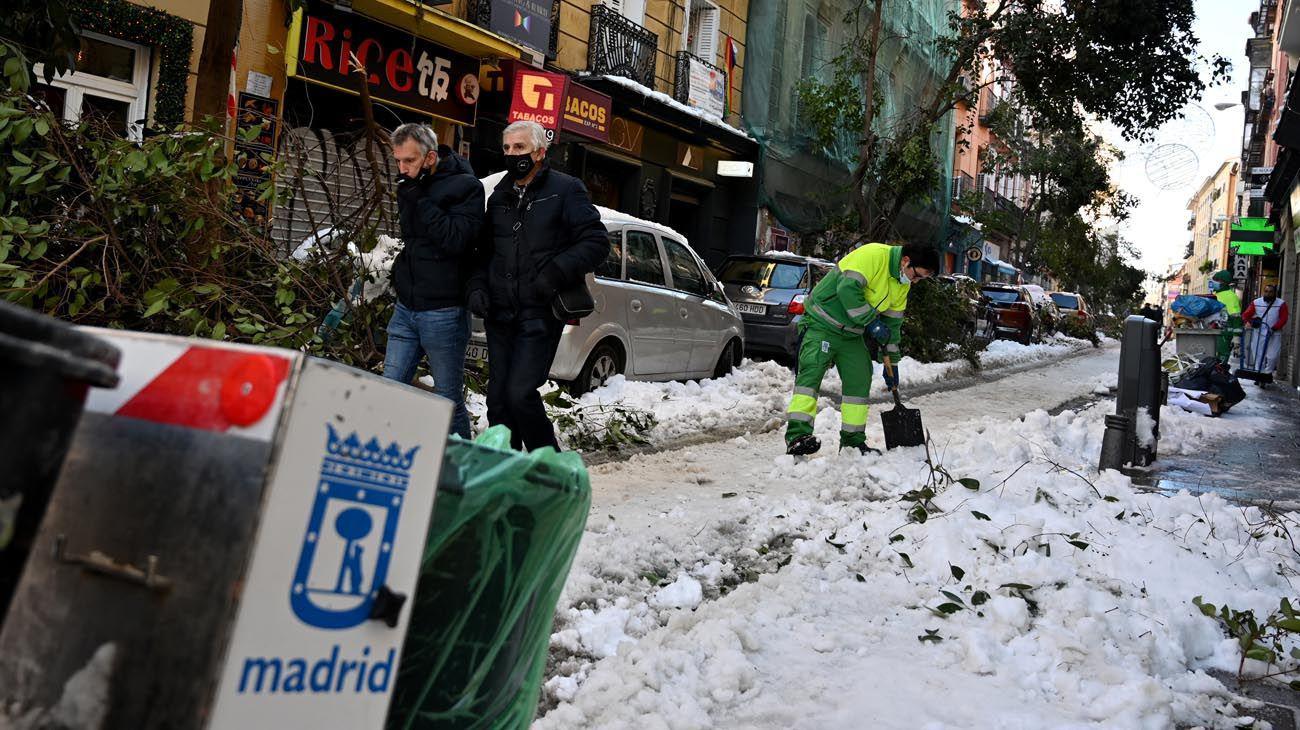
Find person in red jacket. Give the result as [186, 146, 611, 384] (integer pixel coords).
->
[1242, 284, 1289, 381]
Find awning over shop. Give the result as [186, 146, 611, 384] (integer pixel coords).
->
[351, 0, 529, 60]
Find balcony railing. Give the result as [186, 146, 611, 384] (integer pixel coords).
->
[952, 171, 975, 200]
[978, 89, 1003, 124]
[673, 51, 726, 110]
[588, 4, 658, 89]
[468, 0, 561, 57]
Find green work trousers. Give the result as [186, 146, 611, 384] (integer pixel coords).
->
[1217, 315, 1243, 363]
[785, 321, 874, 448]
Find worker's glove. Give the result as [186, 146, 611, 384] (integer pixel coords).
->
[883, 360, 900, 390]
[865, 318, 891, 344]
[1251, 317, 1263, 329]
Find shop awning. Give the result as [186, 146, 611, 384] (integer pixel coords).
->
[352, 0, 530, 60]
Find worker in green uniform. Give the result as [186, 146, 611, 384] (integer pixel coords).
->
[1209, 269, 1242, 363]
[785, 242, 939, 456]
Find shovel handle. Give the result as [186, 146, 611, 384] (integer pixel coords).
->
[881, 355, 904, 407]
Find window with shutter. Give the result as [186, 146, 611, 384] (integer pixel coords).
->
[687, 1, 719, 62]
[606, 0, 645, 25]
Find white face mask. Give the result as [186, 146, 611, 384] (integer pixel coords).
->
[898, 265, 912, 285]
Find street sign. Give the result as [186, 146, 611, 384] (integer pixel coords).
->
[1233, 253, 1250, 283]
[964, 246, 983, 262]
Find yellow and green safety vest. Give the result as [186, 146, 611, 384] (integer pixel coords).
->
[802, 242, 910, 358]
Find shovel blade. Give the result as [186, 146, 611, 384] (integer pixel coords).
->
[880, 403, 925, 450]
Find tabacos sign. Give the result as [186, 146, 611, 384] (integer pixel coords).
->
[561, 82, 611, 143]
[509, 68, 567, 141]
[288, 1, 481, 125]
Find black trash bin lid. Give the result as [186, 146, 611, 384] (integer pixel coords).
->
[0, 301, 121, 388]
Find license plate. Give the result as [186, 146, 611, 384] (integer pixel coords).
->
[735, 302, 766, 316]
[465, 344, 489, 363]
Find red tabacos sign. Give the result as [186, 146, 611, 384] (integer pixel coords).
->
[509, 68, 567, 133]
[289, 1, 481, 125]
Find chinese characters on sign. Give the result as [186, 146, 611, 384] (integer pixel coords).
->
[289, 1, 481, 125]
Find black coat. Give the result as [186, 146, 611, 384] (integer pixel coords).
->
[391, 151, 485, 311]
[470, 164, 610, 321]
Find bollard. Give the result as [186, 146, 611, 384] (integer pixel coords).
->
[1098, 414, 1132, 471]
[1106, 315, 1163, 468]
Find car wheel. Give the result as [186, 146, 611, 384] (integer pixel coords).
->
[713, 339, 739, 379]
[568, 341, 623, 396]
[1019, 325, 1033, 345]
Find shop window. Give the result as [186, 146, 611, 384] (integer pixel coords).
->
[662, 238, 710, 297]
[625, 230, 666, 286]
[685, 0, 720, 61]
[34, 33, 151, 140]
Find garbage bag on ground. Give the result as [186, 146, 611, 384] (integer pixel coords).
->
[387, 426, 591, 730]
[1171, 294, 1225, 320]
[1172, 357, 1246, 411]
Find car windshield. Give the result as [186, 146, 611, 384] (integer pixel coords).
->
[718, 259, 807, 289]
[1050, 293, 1079, 309]
[982, 288, 1021, 303]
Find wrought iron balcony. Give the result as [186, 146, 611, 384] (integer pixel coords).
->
[673, 51, 725, 109]
[978, 89, 1003, 124]
[952, 171, 976, 201]
[588, 4, 658, 89]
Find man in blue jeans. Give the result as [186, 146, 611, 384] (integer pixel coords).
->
[383, 123, 484, 439]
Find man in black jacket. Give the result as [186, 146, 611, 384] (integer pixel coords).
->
[467, 120, 609, 451]
[384, 123, 483, 439]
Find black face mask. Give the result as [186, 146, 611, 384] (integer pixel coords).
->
[1265, 295, 1276, 303]
[504, 153, 536, 181]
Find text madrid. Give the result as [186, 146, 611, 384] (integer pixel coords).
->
[237, 645, 396, 694]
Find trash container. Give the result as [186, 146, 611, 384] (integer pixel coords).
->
[0, 301, 120, 622]
[387, 427, 591, 730]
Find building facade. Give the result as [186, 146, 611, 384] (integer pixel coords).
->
[1183, 160, 1239, 296]
[47, 0, 759, 265]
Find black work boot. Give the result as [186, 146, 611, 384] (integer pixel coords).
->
[787, 434, 821, 456]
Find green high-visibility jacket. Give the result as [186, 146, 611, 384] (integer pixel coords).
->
[802, 242, 910, 359]
[1215, 289, 1242, 316]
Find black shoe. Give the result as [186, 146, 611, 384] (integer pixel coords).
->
[851, 443, 881, 456]
[787, 434, 821, 456]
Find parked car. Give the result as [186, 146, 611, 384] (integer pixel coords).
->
[936, 274, 990, 339]
[980, 283, 1043, 344]
[715, 252, 834, 362]
[1049, 291, 1092, 326]
[469, 176, 744, 394]
[1020, 284, 1062, 336]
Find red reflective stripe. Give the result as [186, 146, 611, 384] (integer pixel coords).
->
[115, 347, 290, 432]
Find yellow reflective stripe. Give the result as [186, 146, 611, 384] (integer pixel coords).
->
[842, 269, 866, 285]
[788, 393, 818, 419]
[842, 402, 869, 426]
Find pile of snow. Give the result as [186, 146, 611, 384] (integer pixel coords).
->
[537, 394, 1286, 728]
[564, 335, 1095, 446]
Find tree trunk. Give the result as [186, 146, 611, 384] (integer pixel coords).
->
[851, 0, 887, 232]
[193, 0, 244, 126]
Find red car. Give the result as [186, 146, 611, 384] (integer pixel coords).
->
[981, 283, 1040, 344]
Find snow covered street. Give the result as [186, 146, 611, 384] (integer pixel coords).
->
[533, 341, 1297, 729]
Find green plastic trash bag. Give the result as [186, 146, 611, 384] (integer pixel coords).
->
[387, 426, 591, 730]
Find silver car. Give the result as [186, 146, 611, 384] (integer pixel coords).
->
[468, 206, 745, 394]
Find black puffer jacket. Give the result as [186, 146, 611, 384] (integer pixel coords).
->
[469, 164, 610, 321]
[391, 151, 484, 311]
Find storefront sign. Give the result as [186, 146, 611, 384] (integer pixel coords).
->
[561, 82, 611, 142]
[288, 1, 481, 125]
[608, 116, 644, 156]
[509, 68, 566, 139]
[685, 56, 726, 120]
[1232, 253, 1250, 283]
[716, 160, 753, 178]
[486, 0, 555, 55]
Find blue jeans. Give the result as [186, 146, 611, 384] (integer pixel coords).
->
[383, 303, 472, 439]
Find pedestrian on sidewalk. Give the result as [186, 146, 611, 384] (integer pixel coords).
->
[382, 123, 484, 440]
[784, 242, 939, 456]
[1208, 270, 1243, 364]
[1242, 284, 1289, 383]
[467, 120, 608, 452]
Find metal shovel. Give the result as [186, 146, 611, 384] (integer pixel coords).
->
[879, 356, 925, 449]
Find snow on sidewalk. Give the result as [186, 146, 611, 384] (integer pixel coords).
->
[536, 392, 1286, 729]
[566, 335, 1095, 446]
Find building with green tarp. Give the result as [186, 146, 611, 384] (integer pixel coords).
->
[741, 0, 958, 254]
